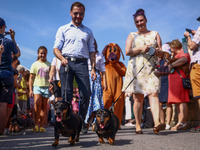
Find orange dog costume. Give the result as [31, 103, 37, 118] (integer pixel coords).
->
[102, 43, 126, 127]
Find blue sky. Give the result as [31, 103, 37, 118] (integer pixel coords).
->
[1, 0, 199, 69]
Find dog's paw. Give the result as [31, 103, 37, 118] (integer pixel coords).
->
[108, 138, 115, 145]
[69, 139, 75, 146]
[52, 143, 58, 147]
[75, 136, 79, 142]
[109, 142, 115, 145]
[52, 140, 59, 147]
[98, 137, 105, 144]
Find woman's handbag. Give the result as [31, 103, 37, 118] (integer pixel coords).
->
[176, 70, 192, 89]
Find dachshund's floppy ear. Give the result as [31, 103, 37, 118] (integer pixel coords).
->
[87, 111, 97, 124]
[116, 44, 125, 60]
[102, 45, 109, 56]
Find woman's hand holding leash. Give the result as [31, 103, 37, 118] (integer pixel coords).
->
[91, 69, 96, 81]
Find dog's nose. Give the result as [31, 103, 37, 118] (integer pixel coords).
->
[56, 112, 61, 115]
[100, 116, 104, 123]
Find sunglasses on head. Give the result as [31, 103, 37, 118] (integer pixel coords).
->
[133, 11, 144, 18]
[73, 12, 84, 16]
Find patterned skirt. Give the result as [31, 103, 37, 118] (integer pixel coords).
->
[85, 71, 104, 123]
[122, 55, 161, 95]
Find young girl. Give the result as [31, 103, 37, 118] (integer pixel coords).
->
[72, 87, 79, 114]
[29, 46, 51, 132]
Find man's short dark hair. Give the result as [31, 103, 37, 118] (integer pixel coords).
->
[70, 2, 85, 12]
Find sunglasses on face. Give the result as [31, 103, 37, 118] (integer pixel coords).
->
[73, 12, 84, 16]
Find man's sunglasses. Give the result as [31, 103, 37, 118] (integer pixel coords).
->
[73, 12, 84, 16]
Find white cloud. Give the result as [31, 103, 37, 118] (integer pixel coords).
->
[20, 46, 37, 60]
[1, 8, 56, 38]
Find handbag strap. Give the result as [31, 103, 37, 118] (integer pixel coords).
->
[176, 70, 183, 79]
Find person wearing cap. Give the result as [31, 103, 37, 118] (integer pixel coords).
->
[157, 43, 173, 130]
[53, 2, 96, 133]
[184, 19, 200, 132]
[0, 17, 21, 135]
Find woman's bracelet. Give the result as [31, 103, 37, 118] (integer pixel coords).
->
[186, 35, 191, 39]
[91, 66, 96, 70]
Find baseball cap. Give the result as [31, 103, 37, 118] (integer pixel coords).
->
[0, 18, 6, 28]
[162, 44, 171, 54]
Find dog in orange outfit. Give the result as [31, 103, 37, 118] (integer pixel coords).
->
[102, 43, 126, 128]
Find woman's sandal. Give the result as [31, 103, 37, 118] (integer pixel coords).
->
[153, 123, 166, 134]
[171, 123, 187, 131]
[177, 123, 187, 130]
[135, 130, 143, 134]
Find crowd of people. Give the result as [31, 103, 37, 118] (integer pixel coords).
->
[0, 1, 200, 137]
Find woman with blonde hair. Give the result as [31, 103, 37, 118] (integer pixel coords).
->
[168, 39, 190, 130]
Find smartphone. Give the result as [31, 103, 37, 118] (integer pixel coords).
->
[0, 39, 3, 45]
[4, 31, 10, 35]
[197, 17, 200, 22]
[186, 28, 192, 34]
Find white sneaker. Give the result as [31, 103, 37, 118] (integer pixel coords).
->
[125, 122, 135, 127]
[165, 124, 171, 130]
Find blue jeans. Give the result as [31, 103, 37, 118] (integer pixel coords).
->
[59, 60, 91, 121]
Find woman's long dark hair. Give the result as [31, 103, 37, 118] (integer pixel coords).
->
[37, 46, 48, 60]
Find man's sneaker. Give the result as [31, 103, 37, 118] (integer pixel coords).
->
[82, 123, 88, 134]
[39, 127, 46, 132]
[165, 124, 171, 130]
[32, 125, 39, 132]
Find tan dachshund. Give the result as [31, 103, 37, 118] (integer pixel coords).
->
[102, 43, 126, 128]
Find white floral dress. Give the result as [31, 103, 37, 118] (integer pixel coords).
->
[122, 31, 161, 95]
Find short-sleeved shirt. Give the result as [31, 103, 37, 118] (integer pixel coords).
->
[53, 22, 95, 59]
[0, 34, 18, 77]
[51, 57, 61, 81]
[88, 52, 105, 72]
[189, 26, 200, 64]
[30, 61, 51, 87]
[17, 77, 28, 101]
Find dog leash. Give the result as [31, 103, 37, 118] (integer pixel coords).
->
[109, 54, 154, 112]
[64, 64, 69, 102]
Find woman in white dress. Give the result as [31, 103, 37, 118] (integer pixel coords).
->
[122, 9, 165, 134]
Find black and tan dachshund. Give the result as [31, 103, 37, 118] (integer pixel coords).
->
[9, 114, 35, 135]
[88, 108, 119, 145]
[52, 101, 82, 147]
